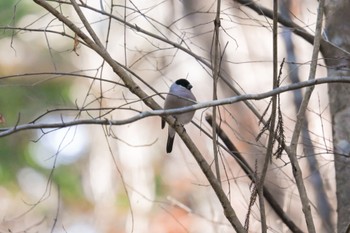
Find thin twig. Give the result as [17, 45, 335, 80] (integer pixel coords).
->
[257, 0, 279, 230]
[280, 0, 333, 231]
[212, 0, 222, 185]
[288, 0, 326, 232]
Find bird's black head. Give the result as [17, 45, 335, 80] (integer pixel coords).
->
[175, 79, 193, 90]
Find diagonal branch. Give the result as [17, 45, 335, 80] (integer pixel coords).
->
[206, 115, 303, 233]
[234, 0, 314, 45]
[32, 0, 245, 231]
[234, 0, 350, 58]
[288, 0, 325, 232]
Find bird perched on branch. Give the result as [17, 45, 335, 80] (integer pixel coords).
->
[162, 79, 197, 153]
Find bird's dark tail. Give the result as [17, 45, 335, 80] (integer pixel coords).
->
[161, 118, 165, 129]
[166, 135, 175, 153]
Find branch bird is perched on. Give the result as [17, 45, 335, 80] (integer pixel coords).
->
[162, 79, 197, 153]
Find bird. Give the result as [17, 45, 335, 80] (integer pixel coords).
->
[162, 79, 197, 153]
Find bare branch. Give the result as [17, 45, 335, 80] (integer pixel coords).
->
[212, 0, 222, 186]
[1, 75, 349, 137]
[289, 0, 326, 232]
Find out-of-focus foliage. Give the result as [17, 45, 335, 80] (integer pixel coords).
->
[0, 0, 77, 197]
[0, 0, 35, 36]
[0, 80, 73, 185]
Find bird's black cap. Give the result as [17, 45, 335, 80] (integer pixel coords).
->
[175, 79, 193, 90]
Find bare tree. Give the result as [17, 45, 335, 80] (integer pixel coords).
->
[323, 1, 350, 232]
[1, 0, 348, 232]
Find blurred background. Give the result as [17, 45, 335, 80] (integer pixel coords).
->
[0, 0, 334, 232]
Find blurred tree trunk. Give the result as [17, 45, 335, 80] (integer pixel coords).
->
[323, 1, 350, 232]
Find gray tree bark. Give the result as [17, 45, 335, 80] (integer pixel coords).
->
[324, 1, 350, 232]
